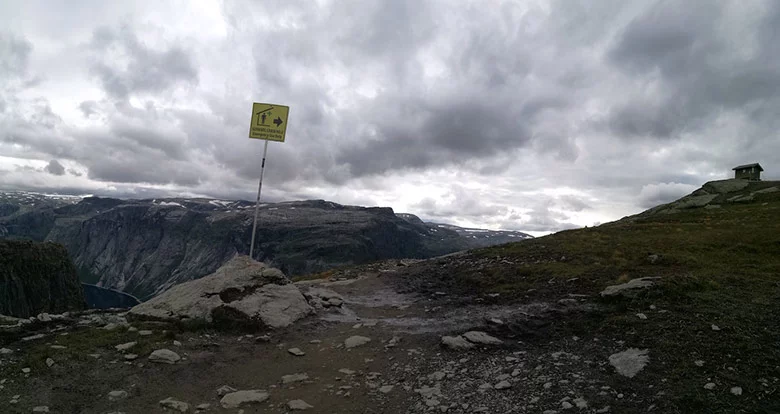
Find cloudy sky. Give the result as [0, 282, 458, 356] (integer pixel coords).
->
[1, 0, 779, 235]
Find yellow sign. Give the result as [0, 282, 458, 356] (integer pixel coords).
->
[249, 102, 290, 142]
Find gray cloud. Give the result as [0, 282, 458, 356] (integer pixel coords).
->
[2, 0, 780, 234]
[44, 159, 65, 175]
[89, 26, 198, 100]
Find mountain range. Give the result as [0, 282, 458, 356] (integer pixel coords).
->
[0, 192, 531, 300]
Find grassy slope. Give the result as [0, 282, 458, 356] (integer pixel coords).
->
[398, 181, 780, 413]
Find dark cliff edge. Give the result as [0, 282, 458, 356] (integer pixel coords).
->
[0, 240, 86, 318]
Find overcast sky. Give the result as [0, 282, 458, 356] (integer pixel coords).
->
[1, 0, 779, 235]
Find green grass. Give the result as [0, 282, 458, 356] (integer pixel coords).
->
[407, 182, 780, 413]
[19, 323, 175, 370]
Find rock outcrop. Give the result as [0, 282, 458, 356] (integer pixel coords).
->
[0, 240, 86, 318]
[129, 255, 313, 329]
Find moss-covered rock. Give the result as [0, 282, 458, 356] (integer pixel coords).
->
[0, 240, 86, 318]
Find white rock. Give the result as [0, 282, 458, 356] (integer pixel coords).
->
[287, 399, 314, 410]
[36, 313, 52, 322]
[195, 403, 210, 410]
[149, 349, 181, 364]
[216, 385, 237, 396]
[124, 354, 138, 361]
[344, 335, 371, 349]
[127, 326, 138, 332]
[561, 401, 574, 409]
[46, 358, 55, 367]
[0, 348, 12, 354]
[694, 360, 705, 367]
[441, 335, 475, 350]
[22, 367, 31, 373]
[173, 340, 182, 346]
[219, 390, 270, 409]
[494, 380, 511, 390]
[159, 397, 190, 412]
[574, 397, 588, 408]
[288, 347, 305, 356]
[22, 333, 45, 341]
[711, 324, 721, 331]
[130, 256, 313, 329]
[282, 373, 309, 383]
[338, 368, 355, 375]
[108, 390, 129, 401]
[730, 386, 742, 396]
[462, 331, 502, 345]
[379, 385, 394, 394]
[608, 348, 649, 378]
[115, 342, 137, 352]
[704, 383, 716, 390]
[636, 313, 647, 320]
[50, 345, 66, 350]
[138, 330, 153, 336]
[600, 277, 659, 297]
[32, 406, 50, 413]
[103, 323, 118, 331]
[309, 339, 322, 344]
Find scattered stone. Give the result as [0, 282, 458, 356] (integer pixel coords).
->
[287, 399, 314, 410]
[704, 383, 716, 390]
[173, 340, 182, 346]
[429, 371, 446, 381]
[730, 386, 742, 396]
[138, 330, 153, 336]
[561, 401, 574, 409]
[600, 277, 660, 297]
[216, 385, 237, 396]
[32, 407, 50, 413]
[608, 348, 649, 378]
[103, 323, 118, 330]
[220, 390, 270, 409]
[282, 373, 309, 384]
[596, 407, 610, 413]
[711, 324, 721, 331]
[462, 331, 502, 345]
[22, 367, 31, 373]
[46, 358, 55, 367]
[124, 354, 138, 361]
[344, 336, 371, 349]
[108, 390, 129, 401]
[441, 335, 475, 350]
[50, 345, 66, 350]
[195, 403, 210, 410]
[115, 342, 137, 352]
[127, 326, 138, 332]
[309, 339, 322, 344]
[159, 397, 190, 412]
[379, 385, 394, 394]
[636, 313, 647, 320]
[694, 360, 705, 367]
[494, 380, 511, 390]
[22, 333, 45, 341]
[338, 368, 355, 375]
[149, 349, 181, 364]
[36, 313, 52, 322]
[574, 397, 588, 409]
[0, 348, 12, 354]
[288, 347, 305, 356]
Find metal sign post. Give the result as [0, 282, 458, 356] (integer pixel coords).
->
[249, 140, 269, 260]
[247, 102, 290, 260]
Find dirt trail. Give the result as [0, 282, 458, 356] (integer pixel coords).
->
[1, 271, 673, 413]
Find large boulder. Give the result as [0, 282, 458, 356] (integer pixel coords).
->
[0, 240, 86, 318]
[129, 255, 313, 329]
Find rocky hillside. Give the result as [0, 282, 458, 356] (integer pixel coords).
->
[0, 240, 86, 318]
[0, 193, 531, 300]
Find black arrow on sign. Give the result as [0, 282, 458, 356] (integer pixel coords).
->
[273, 117, 283, 127]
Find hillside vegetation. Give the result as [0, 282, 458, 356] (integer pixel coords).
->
[396, 180, 780, 413]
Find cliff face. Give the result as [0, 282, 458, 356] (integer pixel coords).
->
[0, 240, 86, 318]
[0, 194, 532, 300]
